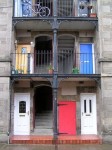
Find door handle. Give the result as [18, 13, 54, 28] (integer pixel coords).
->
[27, 111, 29, 115]
[82, 112, 83, 116]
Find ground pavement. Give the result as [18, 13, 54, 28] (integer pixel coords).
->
[0, 144, 112, 150]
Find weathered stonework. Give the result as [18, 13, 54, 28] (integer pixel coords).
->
[0, 78, 10, 142]
[0, 0, 12, 142]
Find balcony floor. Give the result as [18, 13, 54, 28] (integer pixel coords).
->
[12, 17, 98, 30]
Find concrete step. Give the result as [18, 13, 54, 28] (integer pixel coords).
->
[32, 111, 53, 135]
[32, 129, 53, 135]
[35, 123, 53, 126]
[35, 126, 53, 129]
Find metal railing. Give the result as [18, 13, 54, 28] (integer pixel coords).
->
[14, 0, 97, 18]
[58, 0, 75, 17]
[11, 51, 99, 75]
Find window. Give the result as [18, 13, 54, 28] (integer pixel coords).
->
[19, 101, 26, 113]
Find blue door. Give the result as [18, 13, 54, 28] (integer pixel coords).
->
[79, 0, 89, 17]
[80, 44, 93, 74]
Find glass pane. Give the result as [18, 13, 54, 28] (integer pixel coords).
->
[84, 100, 86, 113]
[19, 101, 26, 113]
[89, 99, 92, 113]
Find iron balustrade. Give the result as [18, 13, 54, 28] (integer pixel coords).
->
[11, 52, 99, 75]
[58, 0, 75, 17]
[14, 0, 97, 17]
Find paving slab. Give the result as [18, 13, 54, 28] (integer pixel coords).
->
[0, 144, 112, 150]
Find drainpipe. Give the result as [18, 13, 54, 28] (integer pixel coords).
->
[8, 78, 13, 144]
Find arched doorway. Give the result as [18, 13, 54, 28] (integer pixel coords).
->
[33, 85, 53, 135]
[34, 36, 52, 74]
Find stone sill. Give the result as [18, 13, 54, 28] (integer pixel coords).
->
[101, 73, 112, 77]
[99, 58, 112, 62]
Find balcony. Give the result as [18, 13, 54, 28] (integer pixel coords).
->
[14, 0, 97, 18]
[11, 51, 99, 75]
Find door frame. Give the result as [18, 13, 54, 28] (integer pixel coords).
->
[14, 93, 30, 135]
[80, 93, 97, 134]
[80, 43, 95, 74]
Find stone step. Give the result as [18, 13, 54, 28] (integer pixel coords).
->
[10, 135, 102, 144]
[35, 116, 52, 119]
[32, 129, 53, 135]
[33, 111, 53, 135]
[35, 123, 53, 126]
[35, 126, 52, 129]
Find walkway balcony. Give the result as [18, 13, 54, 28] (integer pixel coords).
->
[14, 0, 97, 18]
[11, 51, 99, 75]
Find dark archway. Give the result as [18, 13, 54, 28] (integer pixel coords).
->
[35, 36, 52, 73]
[33, 85, 53, 135]
[34, 85, 52, 114]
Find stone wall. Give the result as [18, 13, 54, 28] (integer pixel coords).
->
[98, 0, 112, 143]
[0, 78, 10, 142]
[0, 0, 12, 142]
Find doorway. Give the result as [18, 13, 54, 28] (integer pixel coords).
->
[80, 44, 94, 74]
[14, 93, 30, 135]
[58, 101, 76, 135]
[35, 36, 52, 73]
[33, 85, 53, 135]
[81, 93, 97, 134]
[78, 0, 89, 17]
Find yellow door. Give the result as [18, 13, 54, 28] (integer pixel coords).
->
[16, 45, 31, 74]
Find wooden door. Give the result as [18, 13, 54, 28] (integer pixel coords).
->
[80, 44, 94, 74]
[16, 45, 31, 74]
[58, 101, 76, 135]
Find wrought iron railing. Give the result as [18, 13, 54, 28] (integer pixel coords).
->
[11, 51, 99, 75]
[14, 0, 97, 18]
[14, 0, 52, 17]
[58, 0, 75, 17]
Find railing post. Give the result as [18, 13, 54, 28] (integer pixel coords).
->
[53, 0, 57, 17]
[52, 74, 58, 140]
[52, 0, 59, 141]
[53, 29, 58, 73]
[27, 53, 30, 74]
[52, 28, 58, 141]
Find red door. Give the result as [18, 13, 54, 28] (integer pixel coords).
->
[58, 101, 76, 135]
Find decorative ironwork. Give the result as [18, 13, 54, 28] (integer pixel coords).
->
[21, 0, 50, 17]
[92, 77, 101, 88]
[11, 52, 99, 75]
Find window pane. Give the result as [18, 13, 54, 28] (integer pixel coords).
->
[89, 99, 92, 113]
[84, 100, 86, 113]
[19, 101, 26, 113]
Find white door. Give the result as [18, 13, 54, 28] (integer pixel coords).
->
[14, 93, 30, 135]
[81, 93, 97, 134]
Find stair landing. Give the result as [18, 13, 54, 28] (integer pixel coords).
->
[10, 135, 102, 144]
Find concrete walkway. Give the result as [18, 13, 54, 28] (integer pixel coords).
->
[0, 144, 112, 150]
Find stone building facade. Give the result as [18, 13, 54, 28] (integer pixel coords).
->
[0, 0, 12, 142]
[0, 0, 112, 143]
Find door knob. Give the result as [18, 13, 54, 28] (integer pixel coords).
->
[27, 111, 29, 115]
